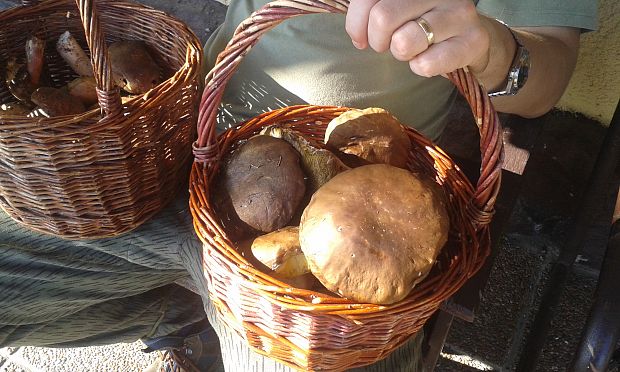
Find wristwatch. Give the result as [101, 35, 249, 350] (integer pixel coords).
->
[488, 29, 531, 97]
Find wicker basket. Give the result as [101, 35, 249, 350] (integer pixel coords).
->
[0, 0, 202, 239]
[190, 0, 503, 370]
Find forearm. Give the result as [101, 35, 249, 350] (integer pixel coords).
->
[473, 16, 580, 118]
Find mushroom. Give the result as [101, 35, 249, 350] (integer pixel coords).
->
[0, 103, 32, 117]
[250, 226, 310, 278]
[108, 40, 161, 94]
[26, 35, 45, 85]
[211, 135, 307, 239]
[261, 124, 349, 195]
[5, 57, 36, 102]
[67, 76, 98, 106]
[325, 107, 412, 169]
[31, 87, 86, 117]
[238, 230, 317, 290]
[299, 164, 450, 305]
[56, 31, 93, 77]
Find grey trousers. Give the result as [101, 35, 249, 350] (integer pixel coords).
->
[0, 189, 422, 371]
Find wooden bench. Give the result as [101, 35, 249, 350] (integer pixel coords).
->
[525, 100, 620, 372]
[569, 187, 620, 371]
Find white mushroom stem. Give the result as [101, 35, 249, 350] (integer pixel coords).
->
[56, 31, 93, 77]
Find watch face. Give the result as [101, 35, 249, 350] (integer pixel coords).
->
[515, 48, 531, 89]
[488, 44, 530, 97]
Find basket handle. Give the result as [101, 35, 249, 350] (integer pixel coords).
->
[74, 0, 122, 117]
[194, 0, 503, 229]
[21, 0, 122, 117]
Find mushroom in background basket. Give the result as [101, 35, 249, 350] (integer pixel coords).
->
[108, 40, 161, 94]
[0, 103, 32, 117]
[56, 31, 93, 77]
[56, 31, 98, 107]
[56, 32, 162, 96]
[299, 163, 450, 305]
[211, 135, 306, 240]
[5, 57, 37, 103]
[6, 35, 49, 104]
[67, 76, 98, 106]
[31, 86, 86, 117]
[25, 35, 45, 86]
[325, 107, 412, 169]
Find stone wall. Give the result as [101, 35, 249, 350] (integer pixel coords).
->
[557, 0, 620, 125]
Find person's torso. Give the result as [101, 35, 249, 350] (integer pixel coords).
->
[204, 0, 456, 140]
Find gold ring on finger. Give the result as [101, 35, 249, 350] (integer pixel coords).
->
[415, 17, 435, 46]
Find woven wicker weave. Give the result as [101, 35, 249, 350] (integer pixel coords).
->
[0, 0, 202, 239]
[190, 0, 503, 370]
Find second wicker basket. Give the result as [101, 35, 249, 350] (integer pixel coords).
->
[0, 0, 202, 239]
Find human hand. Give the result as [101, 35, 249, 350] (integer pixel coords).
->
[345, 0, 491, 77]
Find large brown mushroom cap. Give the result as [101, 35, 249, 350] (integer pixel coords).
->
[324, 107, 412, 169]
[299, 164, 449, 304]
[212, 135, 306, 238]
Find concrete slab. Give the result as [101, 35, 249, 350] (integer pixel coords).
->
[0, 343, 157, 372]
[0, 347, 37, 372]
[19, 343, 157, 372]
[444, 232, 559, 369]
[437, 347, 497, 371]
[2, 363, 27, 372]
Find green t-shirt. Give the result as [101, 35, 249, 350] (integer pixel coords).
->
[204, 0, 597, 140]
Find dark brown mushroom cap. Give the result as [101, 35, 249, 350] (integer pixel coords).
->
[261, 125, 349, 194]
[212, 135, 306, 237]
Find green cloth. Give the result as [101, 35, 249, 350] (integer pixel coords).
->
[204, 0, 597, 140]
[0, 191, 206, 347]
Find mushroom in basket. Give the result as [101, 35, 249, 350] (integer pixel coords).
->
[295, 107, 450, 305]
[211, 135, 307, 240]
[299, 163, 450, 305]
